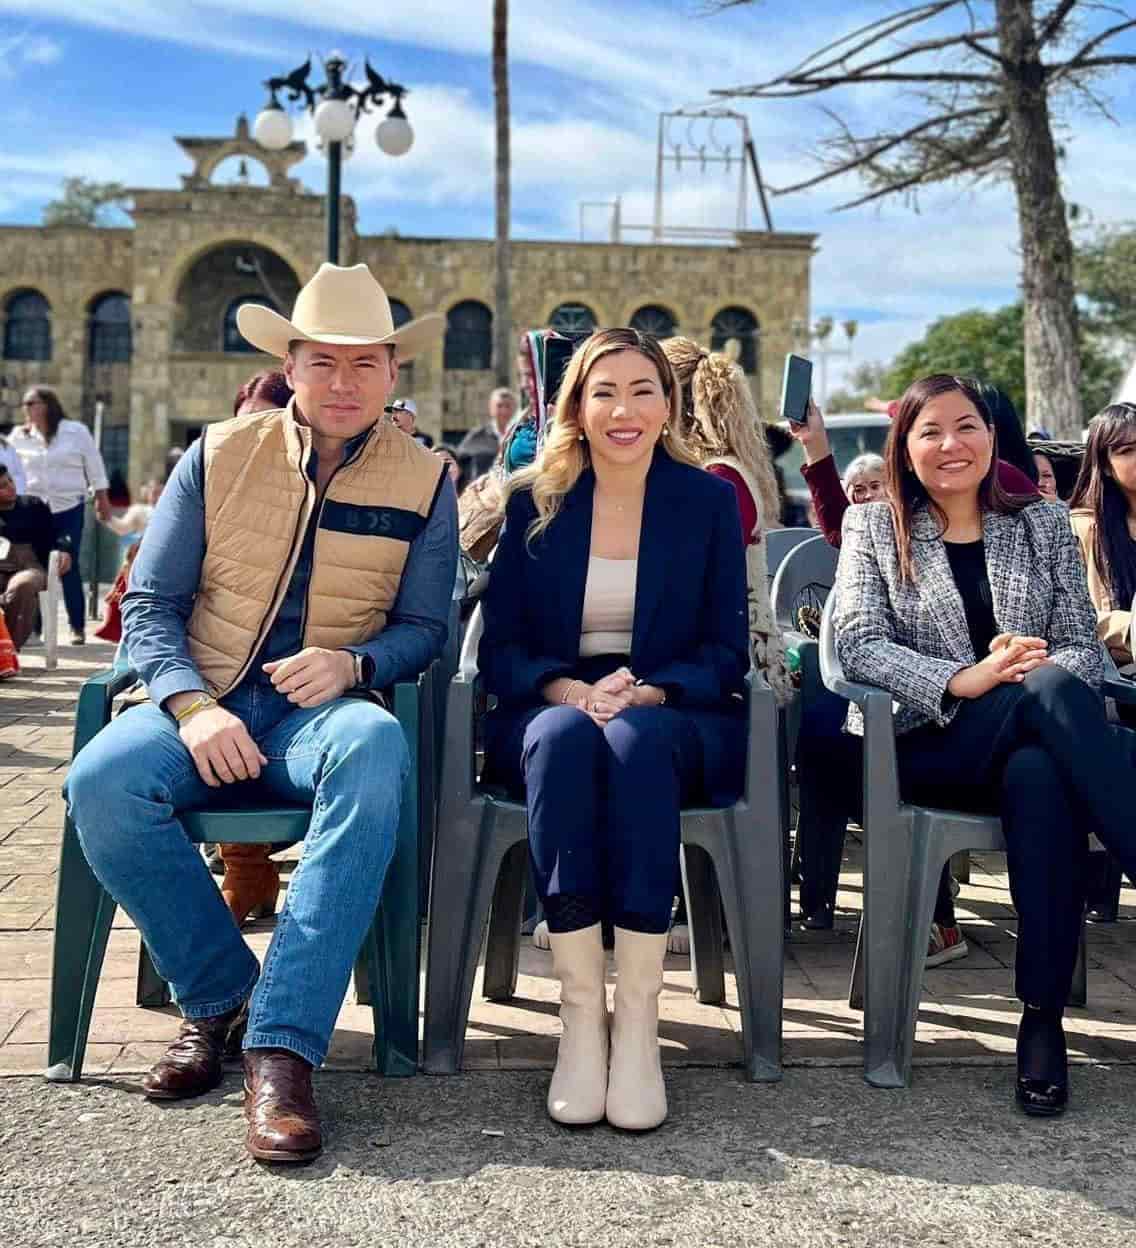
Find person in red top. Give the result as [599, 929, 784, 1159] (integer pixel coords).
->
[793, 394, 1038, 548]
[663, 336, 791, 703]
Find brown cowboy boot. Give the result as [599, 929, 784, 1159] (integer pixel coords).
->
[219, 843, 281, 927]
[243, 1049, 323, 1163]
[142, 1000, 248, 1101]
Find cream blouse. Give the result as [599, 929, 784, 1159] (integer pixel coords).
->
[579, 556, 637, 657]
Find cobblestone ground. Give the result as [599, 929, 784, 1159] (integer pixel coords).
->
[4, 628, 1136, 1078]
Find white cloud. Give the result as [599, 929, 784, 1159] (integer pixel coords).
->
[0, 30, 64, 76]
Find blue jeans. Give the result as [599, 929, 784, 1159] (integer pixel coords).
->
[52, 503, 85, 633]
[64, 681, 409, 1067]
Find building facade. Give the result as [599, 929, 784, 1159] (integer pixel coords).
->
[0, 119, 816, 487]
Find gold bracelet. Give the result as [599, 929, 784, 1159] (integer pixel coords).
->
[173, 694, 216, 724]
[560, 679, 581, 706]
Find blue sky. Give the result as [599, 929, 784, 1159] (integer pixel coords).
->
[1, 1, 1134, 388]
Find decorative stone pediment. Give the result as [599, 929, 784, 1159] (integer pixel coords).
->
[176, 115, 306, 192]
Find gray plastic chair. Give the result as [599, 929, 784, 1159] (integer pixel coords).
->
[764, 527, 820, 589]
[818, 594, 1087, 1088]
[423, 606, 786, 1082]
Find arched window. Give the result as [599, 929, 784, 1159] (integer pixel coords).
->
[3, 289, 51, 361]
[389, 299, 412, 329]
[629, 304, 676, 340]
[88, 293, 132, 364]
[711, 306, 760, 375]
[549, 302, 597, 334]
[444, 300, 492, 370]
[222, 295, 273, 353]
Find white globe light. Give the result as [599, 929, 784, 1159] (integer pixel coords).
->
[253, 107, 293, 151]
[314, 97, 355, 143]
[376, 113, 414, 157]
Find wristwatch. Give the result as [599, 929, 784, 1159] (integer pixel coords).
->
[349, 651, 375, 690]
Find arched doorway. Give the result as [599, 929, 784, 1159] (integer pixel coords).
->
[172, 242, 300, 353]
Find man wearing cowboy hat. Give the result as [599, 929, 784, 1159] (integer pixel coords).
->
[65, 264, 457, 1163]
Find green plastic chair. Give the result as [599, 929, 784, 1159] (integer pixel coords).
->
[46, 666, 428, 1084]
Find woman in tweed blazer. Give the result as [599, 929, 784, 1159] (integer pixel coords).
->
[832, 374, 1136, 1119]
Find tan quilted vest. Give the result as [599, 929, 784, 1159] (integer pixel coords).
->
[185, 401, 444, 697]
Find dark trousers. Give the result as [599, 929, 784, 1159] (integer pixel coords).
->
[51, 503, 85, 633]
[489, 705, 711, 933]
[892, 665, 1136, 1007]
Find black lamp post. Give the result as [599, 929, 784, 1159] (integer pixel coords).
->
[253, 53, 414, 264]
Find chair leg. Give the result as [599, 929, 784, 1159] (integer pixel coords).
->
[950, 849, 971, 885]
[369, 683, 424, 1077]
[707, 808, 784, 1083]
[46, 818, 118, 1082]
[848, 915, 865, 1012]
[1068, 915, 1088, 1008]
[681, 844, 725, 1004]
[482, 839, 527, 1002]
[422, 808, 514, 1075]
[858, 809, 938, 1089]
[136, 941, 171, 1007]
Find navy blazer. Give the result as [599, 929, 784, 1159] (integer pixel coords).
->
[480, 451, 750, 720]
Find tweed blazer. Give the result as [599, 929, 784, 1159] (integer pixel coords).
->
[832, 499, 1103, 736]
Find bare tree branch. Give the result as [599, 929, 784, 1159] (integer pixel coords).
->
[1049, 16, 1136, 75]
[1038, 0, 1081, 44]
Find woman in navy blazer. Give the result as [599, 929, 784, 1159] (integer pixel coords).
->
[480, 328, 749, 1132]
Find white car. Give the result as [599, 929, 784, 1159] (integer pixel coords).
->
[776, 412, 891, 527]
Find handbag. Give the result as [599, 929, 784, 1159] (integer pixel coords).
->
[457, 471, 505, 564]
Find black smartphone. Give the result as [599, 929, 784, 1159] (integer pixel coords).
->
[779, 353, 813, 425]
[542, 331, 592, 407]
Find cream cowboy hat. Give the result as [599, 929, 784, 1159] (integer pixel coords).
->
[236, 262, 444, 361]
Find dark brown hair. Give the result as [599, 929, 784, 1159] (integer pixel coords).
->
[233, 370, 292, 416]
[886, 373, 1034, 581]
[24, 385, 67, 443]
[1069, 403, 1136, 609]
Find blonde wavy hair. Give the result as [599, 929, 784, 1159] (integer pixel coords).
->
[662, 336, 782, 530]
[508, 327, 699, 540]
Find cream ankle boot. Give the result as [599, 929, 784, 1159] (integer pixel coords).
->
[547, 924, 608, 1125]
[606, 928, 668, 1130]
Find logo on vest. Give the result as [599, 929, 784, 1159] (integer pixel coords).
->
[320, 500, 427, 543]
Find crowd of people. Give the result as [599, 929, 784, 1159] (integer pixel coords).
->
[8, 256, 1128, 1162]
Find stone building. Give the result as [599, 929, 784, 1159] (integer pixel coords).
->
[0, 118, 816, 486]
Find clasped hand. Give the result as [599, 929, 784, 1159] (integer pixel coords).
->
[570, 667, 661, 727]
[947, 633, 1050, 700]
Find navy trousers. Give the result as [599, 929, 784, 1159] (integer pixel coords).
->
[51, 502, 86, 633]
[487, 703, 740, 934]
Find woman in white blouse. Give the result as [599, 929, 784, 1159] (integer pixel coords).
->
[10, 386, 110, 644]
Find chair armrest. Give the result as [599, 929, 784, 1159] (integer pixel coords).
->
[441, 670, 481, 806]
[1103, 672, 1136, 707]
[742, 671, 780, 809]
[71, 666, 141, 756]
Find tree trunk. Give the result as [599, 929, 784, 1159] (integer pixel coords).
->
[492, 0, 512, 388]
[996, 0, 1083, 439]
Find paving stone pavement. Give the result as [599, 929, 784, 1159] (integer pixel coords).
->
[3, 629, 1136, 1084]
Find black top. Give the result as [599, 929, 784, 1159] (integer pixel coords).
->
[0, 495, 67, 573]
[944, 538, 997, 659]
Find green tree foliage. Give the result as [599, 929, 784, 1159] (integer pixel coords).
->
[1076, 223, 1136, 345]
[883, 304, 1123, 426]
[42, 178, 130, 227]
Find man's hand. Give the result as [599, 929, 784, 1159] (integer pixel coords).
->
[93, 490, 111, 524]
[167, 696, 267, 789]
[787, 400, 831, 466]
[263, 647, 355, 708]
[55, 552, 72, 576]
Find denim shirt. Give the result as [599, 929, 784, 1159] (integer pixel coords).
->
[122, 425, 458, 707]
